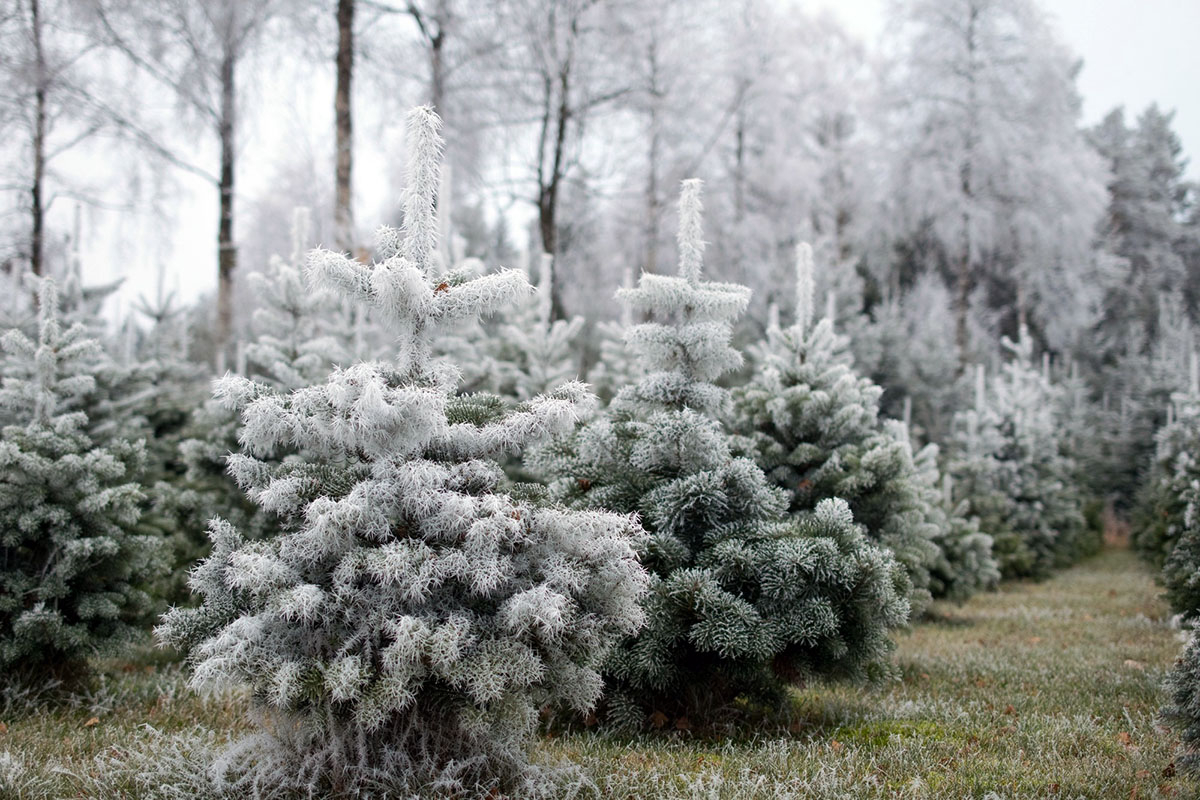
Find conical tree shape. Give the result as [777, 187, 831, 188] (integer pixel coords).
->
[158, 108, 648, 796]
[530, 182, 908, 727]
[1134, 367, 1200, 569]
[0, 279, 166, 677]
[948, 332, 1093, 579]
[732, 244, 968, 612]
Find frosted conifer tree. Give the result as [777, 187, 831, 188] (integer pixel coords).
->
[587, 266, 644, 403]
[175, 208, 351, 548]
[1134, 360, 1200, 568]
[1163, 628, 1200, 776]
[245, 207, 351, 390]
[492, 254, 584, 401]
[159, 108, 648, 796]
[1149, 379, 1200, 615]
[732, 243, 950, 612]
[0, 280, 166, 677]
[948, 333, 1093, 579]
[1155, 373, 1200, 775]
[529, 182, 908, 727]
[912, 445, 999, 602]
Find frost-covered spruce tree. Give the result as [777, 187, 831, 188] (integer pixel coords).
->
[158, 108, 648, 797]
[1163, 628, 1200, 776]
[1160, 431, 1200, 774]
[1133, 363, 1200, 568]
[912, 446, 999, 603]
[587, 266, 644, 404]
[947, 335, 1092, 580]
[0, 280, 166, 677]
[491, 254, 584, 402]
[1152, 381, 1200, 616]
[732, 244, 945, 613]
[529, 182, 908, 727]
[244, 208, 351, 391]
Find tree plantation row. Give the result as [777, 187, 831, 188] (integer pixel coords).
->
[1, 107, 1195, 797]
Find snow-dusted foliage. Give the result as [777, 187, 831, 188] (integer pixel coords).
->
[1133, 369, 1200, 569]
[947, 335, 1095, 580]
[1164, 628, 1200, 776]
[491, 254, 584, 401]
[912, 445, 999, 603]
[172, 207, 352, 558]
[433, 252, 584, 403]
[530, 183, 908, 727]
[848, 273, 967, 443]
[244, 207, 351, 391]
[0, 280, 166, 677]
[586, 267, 644, 404]
[158, 108, 648, 796]
[1159, 390, 1200, 775]
[733, 244, 986, 611]
[1144, 382, 1200, 617]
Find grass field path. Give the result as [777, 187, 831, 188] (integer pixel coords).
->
[550, 545, 1200, 799]
[1, 545, 1196, 798]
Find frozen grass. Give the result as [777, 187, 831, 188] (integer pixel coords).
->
[546, 545, 1198, 799]
[0, 545, 1195, 798]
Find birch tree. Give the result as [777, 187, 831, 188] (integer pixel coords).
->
[87, 0, 281, 366]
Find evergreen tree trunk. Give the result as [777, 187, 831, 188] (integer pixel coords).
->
[30, 0, 46, 279]
[334, 0, 355, 253]
[216, 45, 237, 366]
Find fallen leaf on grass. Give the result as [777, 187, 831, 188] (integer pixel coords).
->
[830, 739, 843, 753]
[83, 717, 99, 728]
[1004, 704, 1016, 715]
[0, 722, 6, 734]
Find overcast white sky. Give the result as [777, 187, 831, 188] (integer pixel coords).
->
[809, 0, 1200, 177]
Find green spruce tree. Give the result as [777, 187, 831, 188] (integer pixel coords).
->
[733, 243, 963, 613]
[529, 183, 909, 727]
[0, 279, 166, 678]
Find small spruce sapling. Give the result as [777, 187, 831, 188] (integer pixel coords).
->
[732, 244, 948, 613]
[529, 182, 909, 727]
[948, 333, 1091, 579]
[490, 254, 584, 402]
[0, 280, 166, 678]
[175, 208, 350, 547]
[158, 108, 648, 796]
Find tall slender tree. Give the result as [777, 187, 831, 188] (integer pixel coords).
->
[88, 0, 281, 367]
[885, 0, 1105, 361]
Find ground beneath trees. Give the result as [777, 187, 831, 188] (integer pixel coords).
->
[547, 545, 1198, 799]
[0, 545, 1194, 798]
